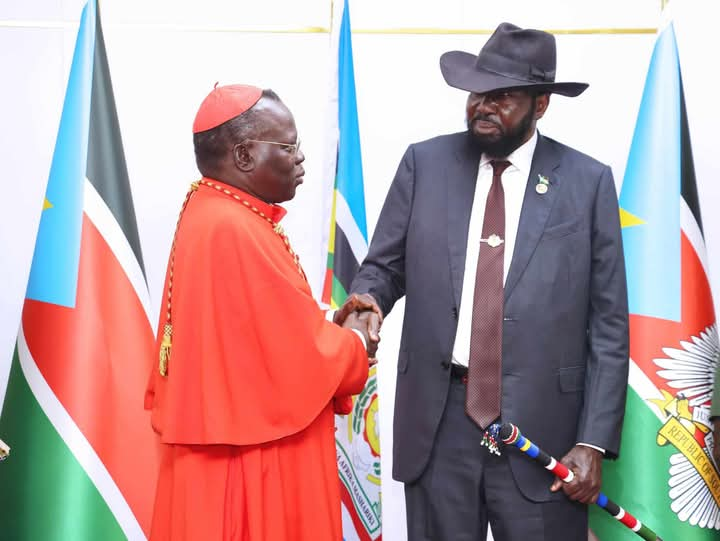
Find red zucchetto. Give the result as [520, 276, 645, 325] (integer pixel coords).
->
[192, 83, 263, 134]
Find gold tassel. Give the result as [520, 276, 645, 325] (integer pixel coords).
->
[159, 323, 172, 376]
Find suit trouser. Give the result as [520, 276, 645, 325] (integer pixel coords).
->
[404, 375, 587, 541]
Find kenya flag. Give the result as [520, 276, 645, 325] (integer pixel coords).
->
[590, 20, 719, 541]
[0, 1, 159, 539]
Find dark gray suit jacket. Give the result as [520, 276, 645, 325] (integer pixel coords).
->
[351, 131, 629, 502]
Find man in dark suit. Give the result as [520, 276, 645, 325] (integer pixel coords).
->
[337, 22, 629, 540]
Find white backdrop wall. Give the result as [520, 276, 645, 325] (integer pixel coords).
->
[1, 1, 719, 540]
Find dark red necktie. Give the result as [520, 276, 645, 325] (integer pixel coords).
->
[466, 160, 510, 429]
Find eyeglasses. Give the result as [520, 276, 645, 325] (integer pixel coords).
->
[243, 138, 301, 155]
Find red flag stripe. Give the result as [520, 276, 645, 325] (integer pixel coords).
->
[681, 197, 711, 283]
[629, 229, 715, 397]
[22, 213, 159, 535]
[83, 178, 153, 327]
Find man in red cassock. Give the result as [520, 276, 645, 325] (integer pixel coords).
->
[145, 84, 378, 541]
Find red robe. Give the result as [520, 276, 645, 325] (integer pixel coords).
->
[145, 179, 368, 540]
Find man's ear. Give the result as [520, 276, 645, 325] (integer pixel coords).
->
[233, 142, 254, 172]
[534, 93, 550, 120]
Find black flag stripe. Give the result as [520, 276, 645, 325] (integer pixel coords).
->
[86, 4, 146, 274]
[333, 226, 360, 296]
[679, 72, 704, 236]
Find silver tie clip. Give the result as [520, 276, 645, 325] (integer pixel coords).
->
[480, 234, 504, 248]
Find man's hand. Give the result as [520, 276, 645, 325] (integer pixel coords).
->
[549, 445, 603, 504]
[342, 311, 377, 364]
[334, 294, 382, 357]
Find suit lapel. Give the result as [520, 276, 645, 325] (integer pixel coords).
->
[447, 134, 481, 307]
[504, 135, 562, 301]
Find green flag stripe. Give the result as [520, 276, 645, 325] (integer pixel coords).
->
[590, 387, 719, 540]
[0, 347, 125, 540]
[627, 358, 665, 416]
[331, 274, 349, 306]
[13, 327, 145, 538]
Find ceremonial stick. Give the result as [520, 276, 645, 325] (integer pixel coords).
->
[482, 423, 663, 541]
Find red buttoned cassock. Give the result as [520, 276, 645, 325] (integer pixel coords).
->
[145, 179, 368, 541]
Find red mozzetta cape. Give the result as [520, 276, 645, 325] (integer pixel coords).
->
[145, 179, 368, 445]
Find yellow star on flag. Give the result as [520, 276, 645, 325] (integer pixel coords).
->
[649, 389, 676, 416]
[619, 207, 645, 229]
[43, 198, 53, 210]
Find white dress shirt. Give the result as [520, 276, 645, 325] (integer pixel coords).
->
[451, 130, 537, 367]
[447, 130, 603, 454]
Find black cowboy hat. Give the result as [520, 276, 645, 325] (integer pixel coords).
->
[440, 22, 588, 97]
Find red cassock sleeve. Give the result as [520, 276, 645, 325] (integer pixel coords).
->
[145, 190, 368, 445]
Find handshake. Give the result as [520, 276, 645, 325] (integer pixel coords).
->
[333, 293, 383, 363]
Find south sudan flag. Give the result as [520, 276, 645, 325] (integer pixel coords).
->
[590, 19, 719, 541]
[0, 1, 159, 538]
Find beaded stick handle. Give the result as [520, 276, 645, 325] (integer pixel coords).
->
[482, 423, 663, 541]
